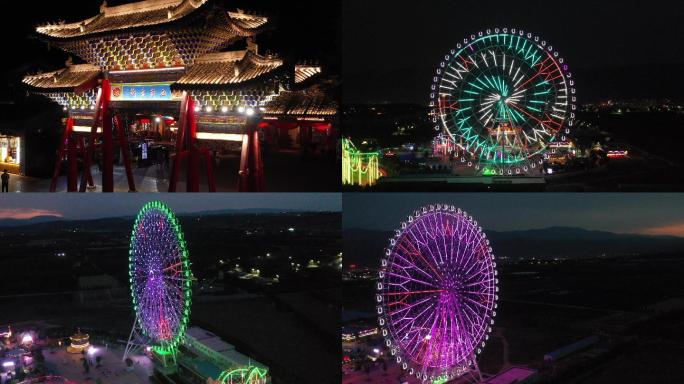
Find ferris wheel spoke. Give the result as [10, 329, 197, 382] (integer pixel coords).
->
[398, 234, 444, 281]
[414, 301, 443, 366]
[462, 295, 492, 315]
[380, 207, 499, 378]
[386, 271, 439, 289]
[395, 302, 435, 345]
[129, 203, 191, 349]
[394, 244, 441, 281]
[387, 296, 433, 317]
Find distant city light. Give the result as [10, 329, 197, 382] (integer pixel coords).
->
[2, 361, 14, 367]
[288, 227, 295, 232]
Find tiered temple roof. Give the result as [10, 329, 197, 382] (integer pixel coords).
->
[23, 0, 337, 119]
[22, 64, 101, 91]
[34, 0, 269, 71]
[176, 50, 283, 86]
[266, 85, 338, 117]
[36, 0, 268, 39]
[294, 65, 322, 84]
[37, 0, 209, 38]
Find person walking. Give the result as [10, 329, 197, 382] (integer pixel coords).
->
[1, 169, 9, 192]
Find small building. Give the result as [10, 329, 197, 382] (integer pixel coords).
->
[543, 335, 600, 363]
[171, 326, 269, 384]
[0, 133, 23, 175]
[341, 325, 378, 343]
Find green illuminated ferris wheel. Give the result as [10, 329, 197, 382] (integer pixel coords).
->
[430, 28, 576, 174]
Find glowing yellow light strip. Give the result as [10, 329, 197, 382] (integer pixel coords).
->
[108, 67, 185, 75]
[73, 126, 102, 133]
[195, 132, 245, 142]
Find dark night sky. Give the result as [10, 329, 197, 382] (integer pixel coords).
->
[0, 193, 341, 220]
[343, 194, 684, 237]
[0, 0, 340, 94]
[344, 0, 684, 104]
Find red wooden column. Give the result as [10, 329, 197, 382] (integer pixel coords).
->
[67, 123, 78, 192]
[250, 128, 264, 191]
[80, 84, 103, 192]
[168, 94, 189, 192]
[101, 80, 114, 192]
[238, 132, 250, 192]
[186, 97, 200, 192]
[50, 117, 74, 193]
[238, 123, 265, 192]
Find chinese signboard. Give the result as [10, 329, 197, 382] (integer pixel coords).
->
[110, 83, 183, 101]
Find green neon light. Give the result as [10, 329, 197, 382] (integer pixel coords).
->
[438, 32, 565, 166]
[217, 366, 268, 384]
[467, 82, 484, 90]
[482, 167, 497, 176]
[129, 201, 192, 359]
[342, 138, 380, 187]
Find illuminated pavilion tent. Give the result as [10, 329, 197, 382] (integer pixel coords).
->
[66, 329, 90, 354]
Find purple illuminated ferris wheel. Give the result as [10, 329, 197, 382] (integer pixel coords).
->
[377, 204, 498, 382]
[126, 202, 192, 362]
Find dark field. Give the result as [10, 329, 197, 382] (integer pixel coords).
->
[0, 212, 341, 384]
[342, 254, 684, 382]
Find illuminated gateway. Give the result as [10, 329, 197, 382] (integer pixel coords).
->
[23, 0, 337, 192]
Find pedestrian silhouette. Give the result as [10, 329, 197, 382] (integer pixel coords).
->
[1, 169, 9, 192]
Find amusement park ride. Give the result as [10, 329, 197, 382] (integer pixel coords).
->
[430, 28, 576, 176]
[124, 202, 269, 384]
[377, 204, 498, 383]
[23, 0, 336, 192]
[341, 138, 380, 187]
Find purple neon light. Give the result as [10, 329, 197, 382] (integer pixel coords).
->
[377, 204, 498, 381]
[130, 205, 189, 347]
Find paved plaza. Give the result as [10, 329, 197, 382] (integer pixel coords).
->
[43, 345, 152, 384]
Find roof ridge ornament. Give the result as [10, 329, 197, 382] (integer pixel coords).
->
[100, 0, 108, 14]
[246, 37, 258, 55]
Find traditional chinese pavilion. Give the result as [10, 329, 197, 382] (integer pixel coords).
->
[22, 0, 337, 192]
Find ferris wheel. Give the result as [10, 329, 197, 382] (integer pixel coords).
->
[430, 28, 576, 175]
[377, 204, 498, 382]
[125, 201, 192, 363]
